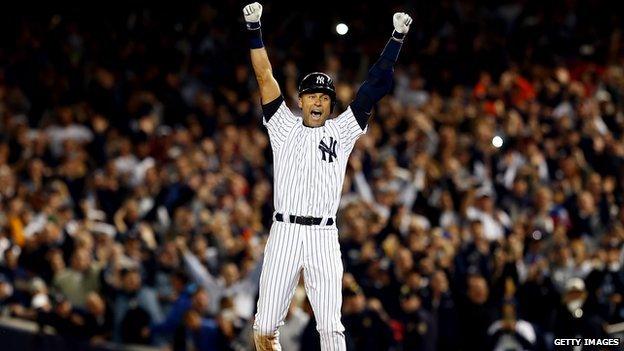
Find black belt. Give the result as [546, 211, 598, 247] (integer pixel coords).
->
[275, 213, 334, 226]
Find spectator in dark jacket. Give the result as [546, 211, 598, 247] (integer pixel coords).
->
[112, 268, 164, 344]
[458, 274, 498, 351]
[516, 258, 560, 333]
[422, 270, 460, 351]
[151, 271, 195, 340]
[173, 309, 221, 351]
[552, 278, 607, 340]
[398, 285, 437, 351]
[342, 284, 394, 351]
[78, 292, 114, 342]
[584, 241, 624, 324]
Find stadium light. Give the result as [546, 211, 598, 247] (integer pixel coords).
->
[492, 136, 503, 148]
[336, 23, 348, 35]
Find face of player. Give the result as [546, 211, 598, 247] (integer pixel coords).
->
[299, 92, 332, 127]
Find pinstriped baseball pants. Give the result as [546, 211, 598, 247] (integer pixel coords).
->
[253, 221, 345, 351]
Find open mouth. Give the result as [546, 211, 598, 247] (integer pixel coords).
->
[311, 110, 323, 119]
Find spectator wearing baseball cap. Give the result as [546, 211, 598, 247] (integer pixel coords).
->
[585, 239, 624, 324]
[466, 187, 511, 242]
[552, 277, 607, 341]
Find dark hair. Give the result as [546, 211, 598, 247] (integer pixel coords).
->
[120, 267, 140, 278]
[173, 270, 189, 285]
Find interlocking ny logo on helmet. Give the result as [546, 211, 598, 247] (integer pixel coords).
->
[298, 72, 337, 112]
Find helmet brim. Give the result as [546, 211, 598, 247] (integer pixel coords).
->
[298, 87, 336, 99]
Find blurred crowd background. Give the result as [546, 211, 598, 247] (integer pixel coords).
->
[0, 0, 623, 350]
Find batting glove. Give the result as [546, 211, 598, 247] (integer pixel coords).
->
[393, 12, 412, 34]
[243, 2, 263, 30]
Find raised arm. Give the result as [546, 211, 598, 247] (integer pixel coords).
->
[244, 2, 281, 104]
[350, 13, 413, 129]
[175, 237, 219, 294]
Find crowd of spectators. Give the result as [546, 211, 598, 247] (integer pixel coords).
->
[0, 1, 623, 350]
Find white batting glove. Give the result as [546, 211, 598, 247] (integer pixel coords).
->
[393, 12, 412, 34]
[243, 2, 263, 24]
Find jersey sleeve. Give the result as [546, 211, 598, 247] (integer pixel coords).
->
[262, 95, 299, 151]
[333, 106, 367, 155]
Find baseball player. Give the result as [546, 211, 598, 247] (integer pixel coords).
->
[243, 2, 412, 350]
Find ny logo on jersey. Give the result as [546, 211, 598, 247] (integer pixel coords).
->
[318, 137, 337, 163]
[316, 76, 325, 85]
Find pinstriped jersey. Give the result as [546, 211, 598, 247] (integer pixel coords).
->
[263, 100, 367, 218]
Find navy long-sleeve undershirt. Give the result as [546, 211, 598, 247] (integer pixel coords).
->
[350, 36, 404, 129]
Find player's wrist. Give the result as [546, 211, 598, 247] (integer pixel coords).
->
[391, 30, 405, 43]
[246, 20, 261, 30]
[247, 24, 264, 49]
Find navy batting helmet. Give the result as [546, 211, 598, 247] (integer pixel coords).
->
[298, 72, 337, 112]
